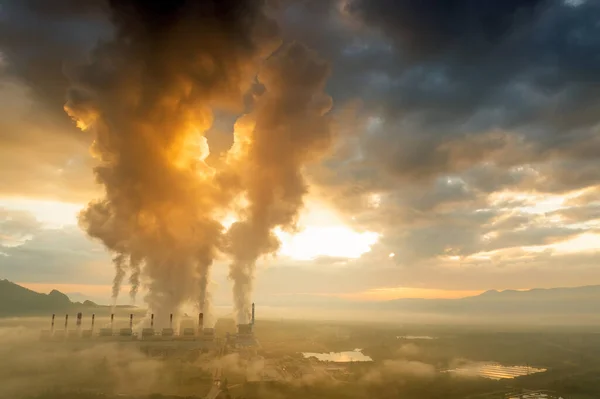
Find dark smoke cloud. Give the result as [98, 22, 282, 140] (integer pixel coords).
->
[65, 0, 280, 325]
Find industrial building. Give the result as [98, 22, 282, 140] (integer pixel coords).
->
[227, 302, 259, 348]
[40, 310, 217, 351]
[39, 303, 261, 350]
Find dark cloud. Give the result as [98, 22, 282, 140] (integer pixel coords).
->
[0, 0, 110, 113]
[0, 0, 110, 202]
[286, 0, 600, 192]
[346, 0, 548, 61]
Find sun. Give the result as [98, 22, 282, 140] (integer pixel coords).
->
[275, 198, 379, 261]
[276, 225, 379, 261]
[222, 197, 380, 261]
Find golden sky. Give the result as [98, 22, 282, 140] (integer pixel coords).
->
[2, 0, 600, 307]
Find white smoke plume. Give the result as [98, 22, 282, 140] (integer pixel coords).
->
[129, 253, 142, 303]
[111, 252, 127, 306]
[225, 42, 333, 323]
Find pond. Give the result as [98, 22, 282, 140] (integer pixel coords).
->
[446, 363, 547, 380]
[301, 349, 373, 362]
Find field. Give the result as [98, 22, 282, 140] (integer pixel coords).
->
[1, 317, 600, 398]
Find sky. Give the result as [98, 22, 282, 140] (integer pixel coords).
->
[1, 0, 600, 307]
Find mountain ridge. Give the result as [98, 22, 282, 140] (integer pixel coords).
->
[2, 279, 600, 317]
[0, 279, 140, 317]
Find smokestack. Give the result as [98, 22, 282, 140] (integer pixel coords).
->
[151, 313, 154, 328]
[64, 314, 69, 330]
[76, 312, 82, 330]
[169, 313, 173, 329]
[129, 314, 133, 329]
[110, 313, 114, 329]
[91, 314, 95, 332]
[251, 303, 255, 326]
[51, 314, 55, 332]
[199, 313, 204, 331]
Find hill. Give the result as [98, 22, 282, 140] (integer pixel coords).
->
[0, 279, 98, 316]
[376, 285, 600, 315]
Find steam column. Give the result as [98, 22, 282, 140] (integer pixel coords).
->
[82, 313, 95, 338]
[40, 314, 55, 340]
[120, 313, 133, 337]
[162, 313, 174, 338]
[142, 313, 155, 339]
[55, 314, 68, 340]
[100, 313, 114, 337]
[69, 312, 82, 338]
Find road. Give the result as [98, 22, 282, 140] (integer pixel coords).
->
[205, 339, 225, 399]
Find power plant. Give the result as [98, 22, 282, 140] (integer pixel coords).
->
[39, 303, 260, 353]
[227, 302, 259, 348]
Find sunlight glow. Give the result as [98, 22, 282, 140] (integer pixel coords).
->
[224, 197, 380, 260]
[277, 197, 379, 260]
[277, 226, 379, 261]
[345, 287, 483, 301]
[488, 191, 566, 214]
[525, 233, 600, 254]
[0, 196, 379, 261]
[0, 197, 84, 228]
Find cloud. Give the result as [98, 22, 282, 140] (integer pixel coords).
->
[0, 208, 111, 284]
[0, 75, 98, 202]
[2, 0, 600, 298]
[0, 1, 110, 202]
[0, 208, 41, 247]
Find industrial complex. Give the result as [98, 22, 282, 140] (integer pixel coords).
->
[39, 303, 259, 354]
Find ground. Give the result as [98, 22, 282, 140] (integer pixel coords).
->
[3, 317, 600, 399]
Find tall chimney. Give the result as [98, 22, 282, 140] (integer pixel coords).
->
[151, 313, 154, 328]
[91, 314, 95, 331]
[64, 314, 69, 330]
[76, 312, 82, 330]
[129, 314, 133, 329]
[199, 313, 204, 331]
[51, 314, 55, 332]
[110, 313, 114, 329]
[169, 313, 173, 328]
[251, 303, 255, 326]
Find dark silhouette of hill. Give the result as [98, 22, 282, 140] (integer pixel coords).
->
[377, 285, 600, 314]
[0, 279, 99, 316]
[266, 284, 600, 318]
[3, 278, 600, 319]
[0, 279, 143, 318]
